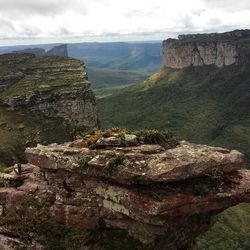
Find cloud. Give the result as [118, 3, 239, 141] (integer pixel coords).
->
[0, 0, 87, 17]
[205, 0, 250, 12]
[0, 0, 249, 45]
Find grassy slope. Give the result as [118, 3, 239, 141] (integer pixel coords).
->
[87, 67, 150, 89]
[98, 65, 250, 164]
[97, 64, 250, 249]
[197, 204, 250, 250]
[0, 55, 87, 99]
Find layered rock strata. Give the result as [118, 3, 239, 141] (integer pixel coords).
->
[0, 132, 249, 249]
[0, 53, 98, 128]
[163, 29, 250, 68]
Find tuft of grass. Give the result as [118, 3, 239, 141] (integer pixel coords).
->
[134, 129, 178, 149]
[102, 152, 125, 176]
[78, 156, 91, 168]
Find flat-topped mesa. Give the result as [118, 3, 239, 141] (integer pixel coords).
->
[163, 29, 250, 68]
[0, 53, 98, 128]
[0, 130, 249, 249]
[178, 29, 250, 41]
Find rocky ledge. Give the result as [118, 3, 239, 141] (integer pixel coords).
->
[0, 53, 98, 128]
[0, 130, 249, 249]
[163, 29, 250, 68]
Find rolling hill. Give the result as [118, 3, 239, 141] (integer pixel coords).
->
[98, 65, 250, 164]
[97, 64, 250, 249]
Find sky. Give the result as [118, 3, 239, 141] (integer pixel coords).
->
[0, 0, 250, 46]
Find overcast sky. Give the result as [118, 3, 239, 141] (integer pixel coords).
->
[0, 0, 250, 45]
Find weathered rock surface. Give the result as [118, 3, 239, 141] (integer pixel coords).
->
[0, 132, 249, 249]
[0, 53, 98, 128]
[163, 29, 250, 68]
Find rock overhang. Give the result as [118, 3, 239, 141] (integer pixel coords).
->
[0, 130, 249, 249]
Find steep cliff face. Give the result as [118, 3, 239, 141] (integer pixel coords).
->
[0, 130, 249, 249]
[0, 53, 98, 128]
[0, 53, 98, 167]
[163, 29, 250, 68]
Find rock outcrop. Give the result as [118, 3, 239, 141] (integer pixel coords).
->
[163, 29, 250, 68]
[0, 53, 98, 128]
[0, 131, 249, 249]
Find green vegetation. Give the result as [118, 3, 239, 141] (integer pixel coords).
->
[98, 65, 250, 164]
[88, 67, 149, 89]
[0, 107, 79, 168]
[103, 152, 126, 175]
[0, 53, 92, 168]
[78, 156, 91, 168]
[197, 203, 250, 249]
[135, 129, 178, 149]
[0, 54, 88, 99]
[96, 64, 250, 249]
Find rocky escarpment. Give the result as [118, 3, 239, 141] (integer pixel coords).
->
[163, 29, 250, 68]
[0, 130, 249, 249]
[0, 53, 97, 128]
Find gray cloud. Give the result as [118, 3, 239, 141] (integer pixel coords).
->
[1, 19, 16, 33]
[0, 0, 249, 45]
[0, 0, 87, 17]
[205, 0, 250, 11]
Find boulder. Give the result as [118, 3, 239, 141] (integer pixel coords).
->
[0, 132, 249, 249]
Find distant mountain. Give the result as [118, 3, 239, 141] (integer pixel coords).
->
[13, 48, 46, 57]
[0, 41, 162, 73]
[0, 43, 57, 55]
[68, 42, 162, 72]
[12, 44, 68, 57]
[46, 44, 68, 57]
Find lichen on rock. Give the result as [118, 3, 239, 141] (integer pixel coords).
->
[0, 130, 249, 249]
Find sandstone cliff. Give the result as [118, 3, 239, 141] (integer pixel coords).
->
[0, 53, 97, 128]
[0, 130, 249, 249]
[163, 29, 250, 68]
[0, 52, 98, 167]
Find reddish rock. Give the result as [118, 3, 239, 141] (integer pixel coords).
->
[0, 133, 249, 249]
[163, 29, 250, 68]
